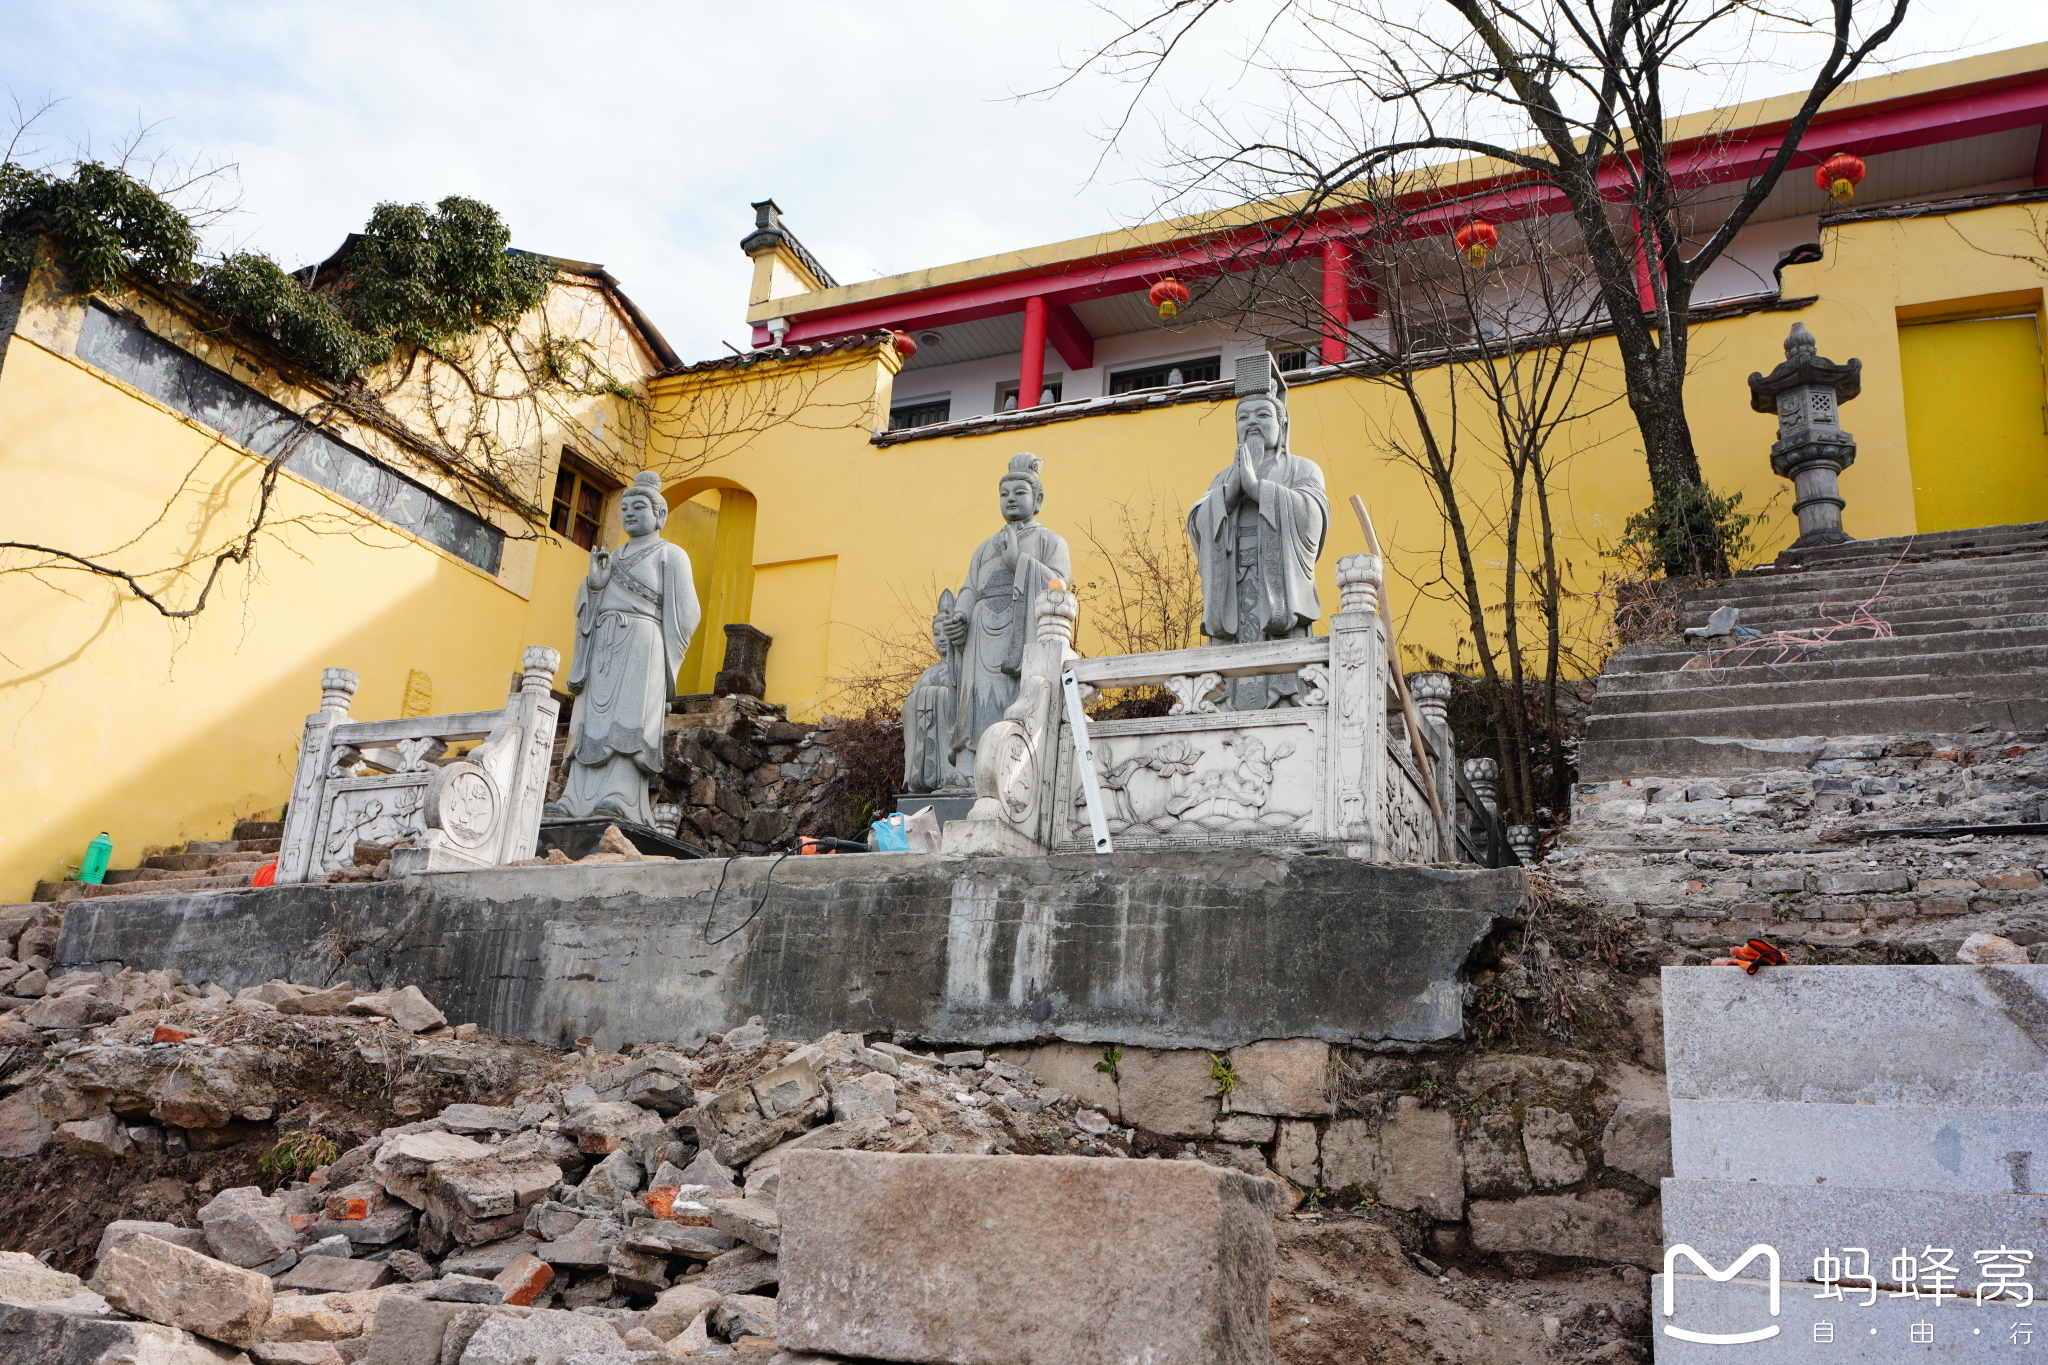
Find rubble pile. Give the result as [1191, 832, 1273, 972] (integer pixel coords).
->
[1559, 733, 2048, 958]
[0, 968, 1153, 1363]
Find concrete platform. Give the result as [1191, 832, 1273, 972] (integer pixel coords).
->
[53, 850, 1523, 1052]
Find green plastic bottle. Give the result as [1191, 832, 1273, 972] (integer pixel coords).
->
[80, 832, 112, 885]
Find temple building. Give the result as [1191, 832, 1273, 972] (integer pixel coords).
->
[6, 41, 2048, 891]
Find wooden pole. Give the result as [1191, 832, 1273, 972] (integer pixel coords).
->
[1348, 494, 1446, 829]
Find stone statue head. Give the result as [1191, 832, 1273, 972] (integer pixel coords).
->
[1233, 354, 1289, 466]
[998, 452, 1044, 524]
[619, 471, 669, 538]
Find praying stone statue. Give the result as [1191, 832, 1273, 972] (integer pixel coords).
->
[1188, 355, 1331, 709]
[546, 471, 701, 826]
[903, 453, 1072, 793]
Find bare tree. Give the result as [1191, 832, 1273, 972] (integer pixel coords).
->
[1067, 0, 1910, 573]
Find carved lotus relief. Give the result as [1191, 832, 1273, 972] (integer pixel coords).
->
[1086, 731, 1311, 837]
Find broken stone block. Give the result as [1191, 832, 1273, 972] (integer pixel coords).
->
[198, 1187, 299, 1269]
[1225, 1039, 1332, 1117]
[778, 1151, 1277, 1365]
[369, 1131, 493, 1206]
[706, 1198, 781, 1254]
[562, 1101, 665, 1148]
[55, 1112, 132, 1160]
[644, 1284, 722, 1341]
[492, 1252, 555, 1307]
[382, 985, 445, 1034]
[308, 1202, 415, 1246]
[424, 1275, 506, 1304]
[96, 1220, 211, 1265]
[622, 1222, 736, 1260]
[1214, 1113, 1275, 1144]
[606, 1245, 669, 1295]
[260, 1292, 367, 1342]
[828, 1072, 897, 1123]
[356, 1294, 466, 1365]
[300, 1234, 351, 1259]
[275, 1256, 392, 1294]
[92, 1232, 275, 1350]
[0, 1088, 53, 1159]
[524, 1201, 583, 1240]
[275, 984, 357, 1016]
[0, 1250, 108, 1314]
[940, 1050, 985, 1068]
[1271, 1119, 1319, 1188]
[1599, 1099, 1672, 1183]
[1467, 1189, 1660, 1269]
[251, 1341, 343, 1364]
[1958, 931, 2031, 964]
[439, 1104, 522, 1135]
[440, 1236, 546, 1278]
[576, 1147, 642, 1206]
[1114, 1049, 1218, 1138]
[425, 1153, 563, 1245]
[1459, 1114, 1532, 1199]
[24, 987, 116, 1031]
[675, 1150, 738, 1196]
[455, 1307, 623, 1364]
[1520, 1107, 1588, 1188]
[0, 1303, 245, 1365]
[713, 1292, 778, 1340]
[1320, 1099, 1464, 1220]
[749, 1061, 822, 1117]
[621, 1066, 694, 1116]
[1455, 1054, 1595, 1105]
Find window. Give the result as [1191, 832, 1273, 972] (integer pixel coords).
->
[550, 454, 618, 550]
[1107, 355, 1222, 394]
[889, 398, 952, 431]
[1274, 349, 1310, 372]
[997, 378, 1062, 411]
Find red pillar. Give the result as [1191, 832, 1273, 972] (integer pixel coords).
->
[1020, 296, 1048, 407]
[1319, 240, 1352, 365]
[1630, 209, 1657, 314]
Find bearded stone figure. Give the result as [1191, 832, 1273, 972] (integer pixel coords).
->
[546, 470, 701, 825]
[1187, 355, 1330, 710]
[902, 453, 1071, 794]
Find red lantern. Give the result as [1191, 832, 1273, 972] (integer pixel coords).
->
[1148, 277, 1191, 320]
[1454, 219, 1499, 267]
[891, 330, 918, 357]
[1815, 152, 1866, 204]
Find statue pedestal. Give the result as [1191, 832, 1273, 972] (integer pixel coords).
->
[536, 818, 707, 861]
[895, 793, 977, 829]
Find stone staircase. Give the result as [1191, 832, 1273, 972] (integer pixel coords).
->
[1651, 964, 2048, 1359]
[33, 820, 282, 903]
[1582, 521, 2048, 782]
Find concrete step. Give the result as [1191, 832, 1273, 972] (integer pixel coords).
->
[1608, 625, 2048, 675]
[1772, 519, 2048, 568]
[1593, 669, 2048, 716]
[1704, 554, 2048, 605]
[67, 873, 256, 899]
[1676, 574, 2048, 624]
[143, 850, 268, 871]
[232, 820, 285, 841]
[1597, 645, 2048, 694]
[1583, 686, 2048, 742]
[184, 838, 282, 855]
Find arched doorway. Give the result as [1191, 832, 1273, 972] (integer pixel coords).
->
[663, 478, 758, 696]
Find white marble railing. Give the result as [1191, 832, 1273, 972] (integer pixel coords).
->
[941, 554, 1464, 863]
[276, 648, 561, 883]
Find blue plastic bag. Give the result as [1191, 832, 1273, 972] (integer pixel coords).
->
[870, 813, 910, 852]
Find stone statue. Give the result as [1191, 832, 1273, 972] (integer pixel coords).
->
[903, 453, 1072, 793]
[1188, 355, 1330, 709]
[547, 471, 701, 825]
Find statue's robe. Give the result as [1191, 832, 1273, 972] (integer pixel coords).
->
[553, 535, 700, 824]
[901, 521, 1070, 792]
[1187, 450, 1329, 709]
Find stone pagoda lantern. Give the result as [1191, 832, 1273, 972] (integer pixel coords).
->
[1748, 322, 1862, 549]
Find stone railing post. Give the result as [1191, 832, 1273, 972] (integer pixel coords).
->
[278, 667, 360, 884]
[1749, 322, 1862, 551]
[1407, 671, 1458, 856]
[1326, 553, 1388, 851]
[1462, 757, 1500, 815]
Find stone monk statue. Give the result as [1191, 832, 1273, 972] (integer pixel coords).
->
[903, 453, 1071, 793]
[1187, 355, 1330, 710]
[547, 470, 701, 825]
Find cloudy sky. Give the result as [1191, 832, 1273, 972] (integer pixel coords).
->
[5, 0, 2046, 361]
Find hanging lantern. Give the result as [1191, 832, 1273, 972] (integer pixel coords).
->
[891, 330, 918, 357]
[1454, 219, 1500, 267]
[1814, 152, 1866, 204]
[1148, 277, 1191, 320]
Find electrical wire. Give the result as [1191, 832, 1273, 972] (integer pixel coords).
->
[701, 848, 795, 946]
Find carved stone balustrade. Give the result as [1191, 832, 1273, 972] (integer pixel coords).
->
[277, 647, 562, 883]
[942, 554, 1471, 862]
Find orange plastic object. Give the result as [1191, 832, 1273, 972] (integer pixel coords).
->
[252, 859, 277, 888]
[151, 1024, 195, 1044]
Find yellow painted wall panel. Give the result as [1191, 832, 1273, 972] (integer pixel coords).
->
[1898, 315, 2048, 534]
[751, 557, 838, 718]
